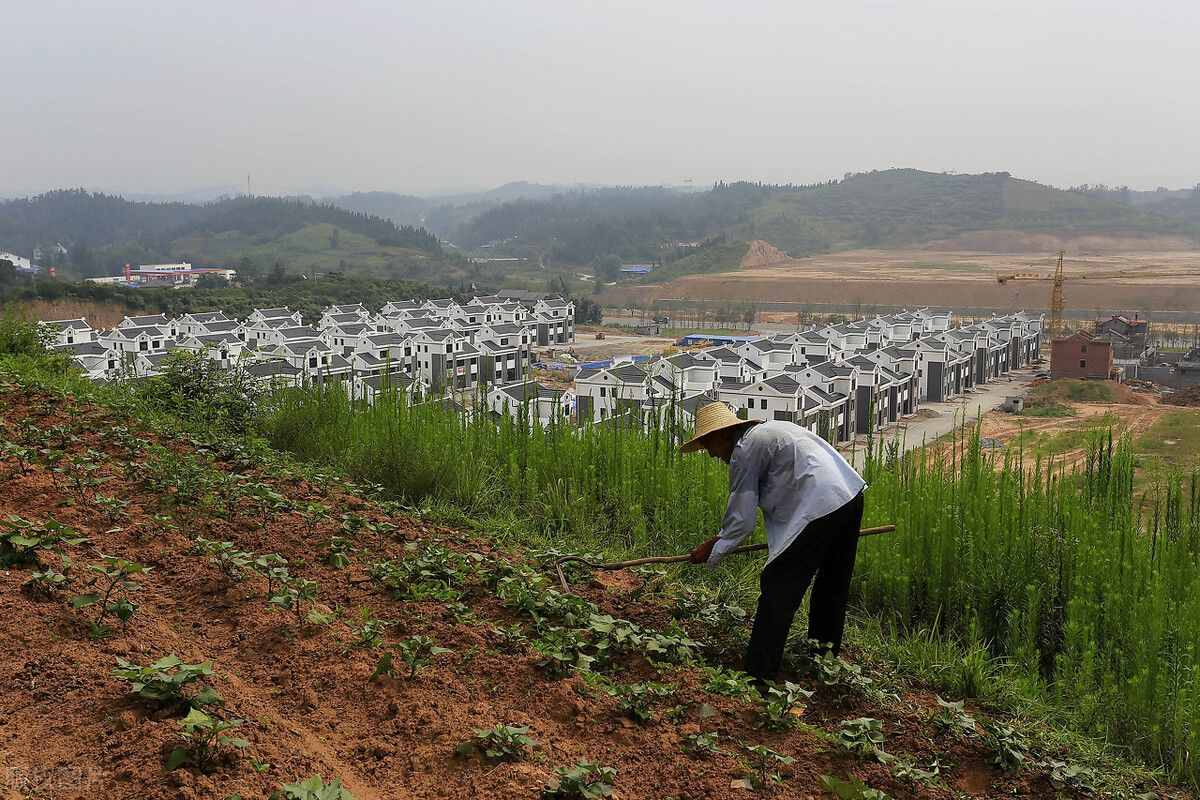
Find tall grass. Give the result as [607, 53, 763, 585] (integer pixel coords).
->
[263, 383, 1200, 784]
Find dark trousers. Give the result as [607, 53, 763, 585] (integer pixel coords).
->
[744, 491, 865, 681]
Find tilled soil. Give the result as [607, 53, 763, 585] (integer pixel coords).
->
[0, 383, 1173, 799]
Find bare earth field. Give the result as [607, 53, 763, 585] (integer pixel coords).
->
[601, 237, 1200, 314]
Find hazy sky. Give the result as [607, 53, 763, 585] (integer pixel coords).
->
[3, 0, 1198, 197]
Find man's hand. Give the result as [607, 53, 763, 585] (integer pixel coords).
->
[689, 536, 720, 565]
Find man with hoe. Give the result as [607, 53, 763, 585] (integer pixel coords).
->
[682, 401, 865, 686]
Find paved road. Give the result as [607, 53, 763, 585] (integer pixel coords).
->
[843, 369, 1037, 468]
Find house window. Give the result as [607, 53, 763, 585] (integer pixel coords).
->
[600, 387, 607, 397]
[760, 399, 767, 410]
[309, 357, 318, 368]
[1080, 360, 1087, 368]
[139, 341, 148, 352]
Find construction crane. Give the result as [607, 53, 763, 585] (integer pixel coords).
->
[996, 250, 1069, 337]
[997, 253, 1178, 339]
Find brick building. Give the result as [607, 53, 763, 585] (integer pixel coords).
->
[1050, 331, 1115, 380]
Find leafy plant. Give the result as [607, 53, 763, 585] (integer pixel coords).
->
[836, 718, 886, 760]
[347, 607, 391, 651]
[298, 501, 331, 538]
[983, 720, 1029, 772]
[813, 652, 876, 701]
[490, 624, 528, 654]
[395, 635, 452, 678]
[270, 775, 355, 800]
[165, 707, 249, 771]
[756, 681, 813, 732]
[533, 628, 595, 678]
[112, 655, 222, 709]
[194, 537, 255, 580]
[324, 537, 353, 569]
[820, 774, 892, 799]
[542, 760, 616, 799]
[736, 744, 794, 792]
[701, 666, 757, 698]
[268, 575, 319, 624]
[1045, 759, 1098, 793]
[456, 724, 536, 763]
[72, 555, 148, 637]
[95, 494, 130, 523]
[1, 515, 87, 567]
[933, 696, 976, 737]
[613, 682, 671, 724]
[23, 554, 73, 598]
[1, 441, 33, 477]
[683, 731, 726, 759]
[254, 553, 290, 597]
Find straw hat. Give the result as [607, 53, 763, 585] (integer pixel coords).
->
[680, 401, 759, 453]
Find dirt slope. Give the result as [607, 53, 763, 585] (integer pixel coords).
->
[0, 382, 1171, 799]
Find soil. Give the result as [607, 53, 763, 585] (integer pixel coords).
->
[600, 246, 1200, 315]
[0, 383, 1182, 799]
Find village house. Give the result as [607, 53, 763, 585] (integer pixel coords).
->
[1051, 331, 1116, 380]
[487, 381, 573, 427]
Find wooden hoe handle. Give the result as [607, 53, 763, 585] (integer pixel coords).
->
[553, 524, 896, 592]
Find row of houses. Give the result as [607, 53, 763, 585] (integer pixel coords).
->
[41, 294, 576, 396]
[573, 309, 1043, 443]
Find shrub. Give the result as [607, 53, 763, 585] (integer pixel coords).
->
[736, 744, 794, 792]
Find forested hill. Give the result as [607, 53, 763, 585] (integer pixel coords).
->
[447, 170, 1200, 271]
[0, 190, 447, 281]
[0, 191, 440, 256]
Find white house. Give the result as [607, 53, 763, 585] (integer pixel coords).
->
[487, 381, 573, 427]
[39, 318, 93, 346]
[574, 362, 650, 422]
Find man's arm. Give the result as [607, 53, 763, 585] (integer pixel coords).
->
[706, 442, 763, 566]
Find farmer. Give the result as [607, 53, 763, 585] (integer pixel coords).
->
[682, 401, 865, 685]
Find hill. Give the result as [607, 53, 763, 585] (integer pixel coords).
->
[0, 349, 1180, 799]
[0, 191, 456, 283]
[447, 170, 1200, 278]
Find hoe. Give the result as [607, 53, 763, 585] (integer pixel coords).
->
[554, 524, 896, 592]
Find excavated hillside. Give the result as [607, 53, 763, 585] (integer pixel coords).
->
[0, 377, 1179, 799]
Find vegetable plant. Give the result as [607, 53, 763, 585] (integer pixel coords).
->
[23, 554, 72, 598]
[756, 682, 813, 732]
[836, 718, 887, 761]
[983, 720, 1029, 772]
[72, 555, 148, 637]
[456, 724, 536, 763]
[165, 707, 248, 771]
[542, 761, 616, 799]
[533, 628, 594, 678]
[271, 775, 355, 800]
[701, 666, 756, 698]
[269, 575, 319, 624]
[820, 774, 892, 799]
[736, 744, 794, 793]
[194, 537, 255, 580]
[347, 607, 391, 651]
[324, 537, 353, 569]
[395, 635, 452, 678]
[112, 655, 222, 709]
[683, 731, 726, 759]
[1, 515, 87, 567]
[613, 682, 671, 724]
[933, 696, 976, 738]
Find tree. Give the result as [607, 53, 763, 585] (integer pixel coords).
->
[194, 274, 229, 289]
[592, 254, 622, 283]
[0, 259, 15, 287]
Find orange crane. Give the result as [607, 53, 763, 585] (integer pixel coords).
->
[997, 253, 1178, 339]
[996, 250, 1069, 338]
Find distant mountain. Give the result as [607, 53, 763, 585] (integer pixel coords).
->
[330, 182, 596, 236]
[445, 170, 1200, 275]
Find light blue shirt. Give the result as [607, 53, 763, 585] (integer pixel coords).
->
[709, 421, 866, 567]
